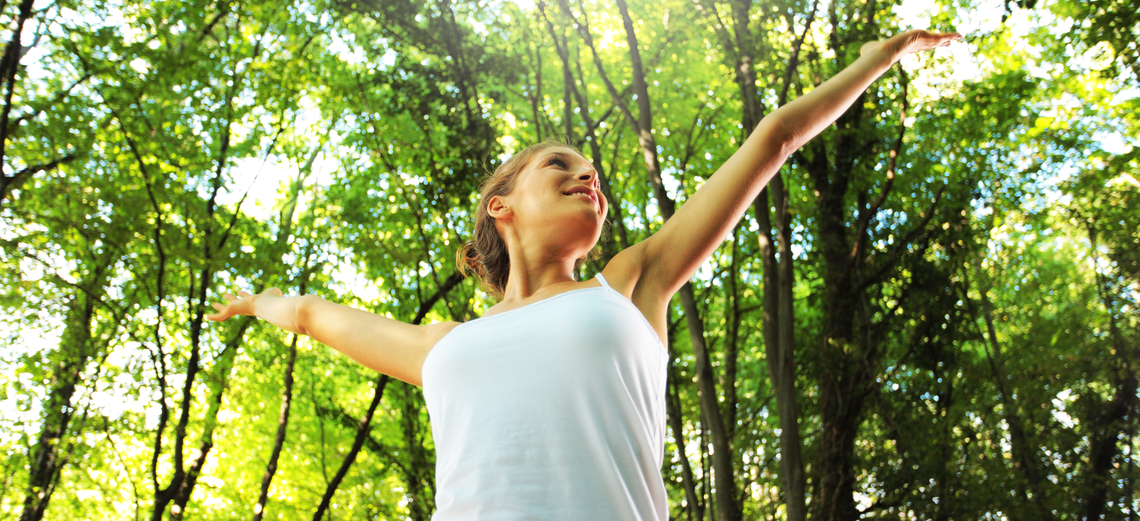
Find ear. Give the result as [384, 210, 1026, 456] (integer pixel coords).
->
[487, 195, 512, 220]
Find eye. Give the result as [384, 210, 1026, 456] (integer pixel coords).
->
[545, 156, 567, 169]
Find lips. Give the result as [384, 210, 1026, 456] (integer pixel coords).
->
[564, 185, 598, 207]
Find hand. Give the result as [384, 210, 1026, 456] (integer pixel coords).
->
[206, 287, 283, 321]
[860, 29, 961, 62]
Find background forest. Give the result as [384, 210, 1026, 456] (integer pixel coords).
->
[1, 0, 1137, 519]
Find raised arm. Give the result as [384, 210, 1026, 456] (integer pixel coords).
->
[627, 30, 960, 302]
[207, 289, 457, 386]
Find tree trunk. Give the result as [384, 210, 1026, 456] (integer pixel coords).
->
[974, 274, 1055, 520]
[803, 84, 870, 521]
[401, 382, 433, 521]
[0, 0, 36, 205]
[701, 0, 814, 516]
[1083, 223, 1139, 520]
[312, 374, 391, 521]
[667, 347, 705, 521]
[252, 332, 299, 521]
[19, 263, 112, 521]
[538, 1, 629, 256]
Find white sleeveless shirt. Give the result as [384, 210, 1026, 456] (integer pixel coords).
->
[421, 274, 669, 520]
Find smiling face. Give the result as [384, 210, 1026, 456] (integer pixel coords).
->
[490, 146, 609, 261]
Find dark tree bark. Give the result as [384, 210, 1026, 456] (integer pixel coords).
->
[0, 154, 82, 205]
[799, 5, 947, 518]
[699, 1, 815, 518]
[252, 332, 299, 521]
[667, 334, 705, 521]
[0, 0, 88, 207]
[19, 262, 114, 521]
[802, 97, 875, 520]
[312, 374, 391, 521]
[1083, 222, 1139, 521]
[0, 0, 35, 177]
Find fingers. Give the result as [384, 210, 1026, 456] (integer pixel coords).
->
[210, 289, 253, 324]
[206, 301, 229, 322]
[889, 30, 961, 58]
[917, 30, 961, 47]
[931, 32, 962, 46]
[210, 288, 285, 325]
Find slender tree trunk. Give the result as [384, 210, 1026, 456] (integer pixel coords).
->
[975, 277, 1055, 520]
[524, 33, 545, 142]
[401, 383, 433, 521]
[252, 166, 317, 519]
[312, 374, 391, 521]
[307, 272, 461, 520]
[707, 0, 813, 515]
[149, 13, 268, 518]
[1083, 223, 1139, 521]
[724, 226, 742, 436]
[559, 33, 574, 140]
[19, 264, 112, 521]
[0, 0, 35, 203]
[668, 349, 704, 521]
[252, 332, 299, 521]
[0, 0, 83, 207]
[538, 1, 629, 256]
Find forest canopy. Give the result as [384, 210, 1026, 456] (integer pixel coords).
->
[0, 0, 1137, 520]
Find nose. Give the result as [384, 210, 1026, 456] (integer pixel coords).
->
[577, 165, 599, 188]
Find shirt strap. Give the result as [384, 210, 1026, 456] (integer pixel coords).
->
[595, 273, 614, 293]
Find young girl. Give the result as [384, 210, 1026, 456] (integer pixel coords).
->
[209, 29, 960, 520]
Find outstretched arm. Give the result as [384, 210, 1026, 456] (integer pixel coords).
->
[626, 30, 960, 303]
[207, 289, 457, 386]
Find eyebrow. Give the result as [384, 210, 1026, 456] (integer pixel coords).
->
[541, 151, 596, 170]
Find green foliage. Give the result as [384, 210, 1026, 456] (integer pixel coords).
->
[0, 0, 1136, 520]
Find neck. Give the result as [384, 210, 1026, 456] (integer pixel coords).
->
[499, 231, 580, 301]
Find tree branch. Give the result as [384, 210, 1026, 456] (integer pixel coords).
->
[0, 152, 80, 204]
[861, 183, 946, 287]
[851, 66, 908, 263]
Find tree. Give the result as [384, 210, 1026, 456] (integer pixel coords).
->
[2, 0, 1138, 520]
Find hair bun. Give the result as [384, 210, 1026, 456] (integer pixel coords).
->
[455, 240, 484, 278]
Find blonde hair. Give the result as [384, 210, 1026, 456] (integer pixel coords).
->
[457, 140, 606, 298]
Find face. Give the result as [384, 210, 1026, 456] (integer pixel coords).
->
[490, 147, 609, 258]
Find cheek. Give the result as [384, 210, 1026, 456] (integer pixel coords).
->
[518, 176, 558, 201]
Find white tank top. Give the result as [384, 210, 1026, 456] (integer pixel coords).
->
[421, 274, 669, 520]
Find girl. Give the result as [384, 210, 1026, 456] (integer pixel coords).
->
[209, 29, 960, 520]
